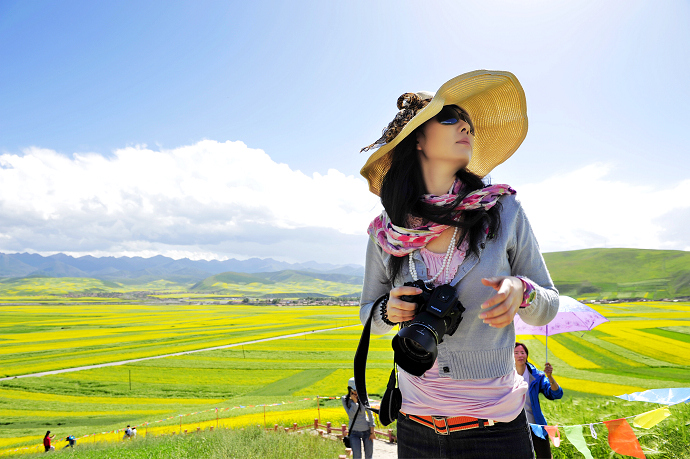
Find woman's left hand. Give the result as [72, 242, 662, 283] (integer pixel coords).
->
[369, 432, 376, 440]
[479, 276, 523, 328]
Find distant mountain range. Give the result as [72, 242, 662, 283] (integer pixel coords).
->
[1, 248, 688, 300]
[0, 252, 364, 284]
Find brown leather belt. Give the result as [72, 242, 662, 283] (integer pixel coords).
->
[400, 411, 495, 435]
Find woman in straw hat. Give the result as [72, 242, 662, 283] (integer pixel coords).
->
[359, 70, 559, 458]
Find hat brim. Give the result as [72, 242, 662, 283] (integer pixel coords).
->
[360, 70, 528, 196]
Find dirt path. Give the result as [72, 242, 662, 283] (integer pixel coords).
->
[0, 324, 358, 381]
[372, 438, 398, 458]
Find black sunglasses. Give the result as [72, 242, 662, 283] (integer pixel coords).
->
[435, 106, 475, 134]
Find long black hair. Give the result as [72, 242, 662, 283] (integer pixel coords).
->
[515, 342, 529, 356]
[379, 129, 502, 284]
[344, 386, 356, 409]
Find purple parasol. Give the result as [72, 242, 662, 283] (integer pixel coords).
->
[514, 295, 608, 361]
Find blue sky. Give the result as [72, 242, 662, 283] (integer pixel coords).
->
[1, 0, 688, 265]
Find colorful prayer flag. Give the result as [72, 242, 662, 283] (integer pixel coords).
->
[544, 425, 561, 447]
[563, 426, 594, 459]
[634, 407, 671, 429]
[604, 418, 645, 459]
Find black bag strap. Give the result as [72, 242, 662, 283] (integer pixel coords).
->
[354, 294, 392, 413]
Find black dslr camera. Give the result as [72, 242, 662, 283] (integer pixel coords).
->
[391, 279, 465, 376]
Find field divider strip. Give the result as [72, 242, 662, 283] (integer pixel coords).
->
[0, 324, 360, 381]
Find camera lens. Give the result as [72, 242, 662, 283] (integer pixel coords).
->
[401, 337, 429, 359]
[391, 323, 439, 376]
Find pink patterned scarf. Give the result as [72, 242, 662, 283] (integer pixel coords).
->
[368, 180, 516, 256]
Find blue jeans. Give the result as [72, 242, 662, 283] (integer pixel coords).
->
[350, 430, 373, 459]
[397, 410, 535, 459]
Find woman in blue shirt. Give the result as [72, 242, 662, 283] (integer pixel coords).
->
[514, 342, 563, 458]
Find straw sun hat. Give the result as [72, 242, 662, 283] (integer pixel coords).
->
[360, 70, 528, 196]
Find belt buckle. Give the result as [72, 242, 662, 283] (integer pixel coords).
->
[432, 416, 449, 435]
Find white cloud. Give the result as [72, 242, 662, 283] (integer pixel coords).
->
[2, 146, 687, 266]
[0, 140, 380, 264]
[518, 163, 690, 253]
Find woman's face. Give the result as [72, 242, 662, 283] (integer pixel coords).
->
[416, 105, 475, 170]
[349, 389, 358, 401]
[514, 346, 528, 365]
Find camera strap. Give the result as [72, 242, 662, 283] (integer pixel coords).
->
[353, 297, 378, 412]
[354, 294, 401, 426]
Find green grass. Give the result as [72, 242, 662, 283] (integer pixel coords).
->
[643, 327, 690, 344]
[543, 394, 690, 459]
[247, 369, 336, 396]
[20, 426, 346, 459]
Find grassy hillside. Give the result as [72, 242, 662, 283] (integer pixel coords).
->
[255, 270, 362, 285]
[543, 248, 690, 299]
[0, 270, 362, 299]
[0, 277, 189, 296]
[192, 249, 690, 300]
[190, 270, 361, 297]
[11, 425, 347, 458]
[192, 272, 276, 289]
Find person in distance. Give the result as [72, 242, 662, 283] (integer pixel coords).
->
[342, 377, 376, 459]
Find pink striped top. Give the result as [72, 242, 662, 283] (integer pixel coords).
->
[398, 246, 527, 421]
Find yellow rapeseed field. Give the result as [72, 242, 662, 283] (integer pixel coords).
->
[600, 328, 690, 365]
[294, 368, 393, 397]
[553, 376, 647, 396]
[0, 388, 224, 405]
[525, 335, 601, 369]
[0, 304, 358, 376]
[1, 300, 689, 455]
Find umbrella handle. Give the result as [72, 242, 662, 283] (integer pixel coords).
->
[545, 325, 548, 363]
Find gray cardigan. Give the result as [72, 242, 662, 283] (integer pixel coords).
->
[360, 194, 559, 381]
[342, 396, 375, 432]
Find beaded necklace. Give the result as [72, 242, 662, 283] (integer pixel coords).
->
[408, 226, 458, 286]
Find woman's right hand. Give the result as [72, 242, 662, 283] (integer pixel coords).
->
[543, 362, 560, 391]
[386, 285, 423, 323]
